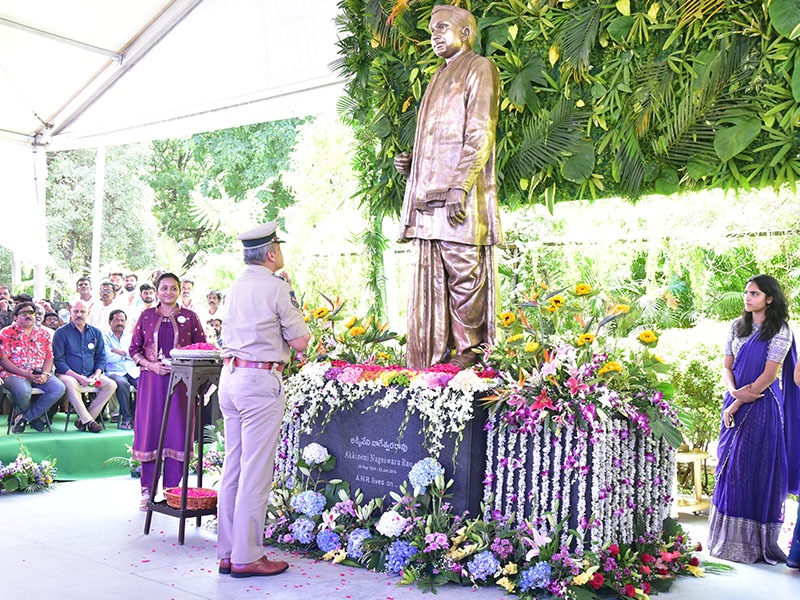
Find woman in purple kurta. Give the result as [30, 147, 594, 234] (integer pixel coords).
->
[130, 273, 205, 509]
[708, 274, 800, 563]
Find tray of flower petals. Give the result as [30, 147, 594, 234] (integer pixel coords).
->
[170, 342, 221, 360]
[164, 487, 217, 510]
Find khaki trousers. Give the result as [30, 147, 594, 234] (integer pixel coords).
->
[57, 374, 117, 424]
[216, 365, 285, 564]
[406, 239, 497, 369]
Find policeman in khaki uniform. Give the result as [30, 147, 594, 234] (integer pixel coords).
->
[216, 222, 310, 578]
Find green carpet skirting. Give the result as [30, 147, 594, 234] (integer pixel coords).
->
[0, 413, 135, 480]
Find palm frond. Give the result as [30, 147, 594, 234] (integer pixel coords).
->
[503, 101, 591, 186]
[655, 35, 755, 166]
[555, 3, 603, 79]
[675, 0, 726, 29]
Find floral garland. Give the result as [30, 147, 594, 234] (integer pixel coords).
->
[283, 360, 495, 457]
[483, 409, 676, 551]
[265, 444, 706, 599]
[0, 442, 57, 494]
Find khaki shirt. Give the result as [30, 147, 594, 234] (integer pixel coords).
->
[221, 264, 308, 364]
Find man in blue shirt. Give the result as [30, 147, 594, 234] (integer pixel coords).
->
[103, 309, 139, 430]
[52, 300, 117, 433]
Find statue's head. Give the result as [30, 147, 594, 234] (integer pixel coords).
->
[429, 5, 476, 58]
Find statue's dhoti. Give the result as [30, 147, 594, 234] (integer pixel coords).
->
[406, 239, 497, 369]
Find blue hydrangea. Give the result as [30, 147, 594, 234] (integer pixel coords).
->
[347, 528, 372, 559]
[467, 550, 500, 581]
[385, 539, 418, 574]
[407, 457, 445, 494]
[316, 529, 341, 553]
[290, 490, 326, 517]
[289, 517, 316, 544]
[519, 562, 552, 591]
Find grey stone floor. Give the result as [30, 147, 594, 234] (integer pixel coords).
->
[1, 476, 797, 599]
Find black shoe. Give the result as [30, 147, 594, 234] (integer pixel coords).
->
[110, 414, 120, 423]
[12, 414, 27, 434]
[787, 557, 800, 569]
[74, 419, 86, 432]
[29, 418, 46, 432]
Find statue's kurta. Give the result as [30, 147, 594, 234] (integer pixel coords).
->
[399, 49, 503, 246]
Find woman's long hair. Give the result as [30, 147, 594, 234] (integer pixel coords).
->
[734, 274, 789, 341]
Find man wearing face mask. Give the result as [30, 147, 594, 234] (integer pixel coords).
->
[0, 302, 66, 433]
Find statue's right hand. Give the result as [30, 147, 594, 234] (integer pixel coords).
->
[393, 152, 411, 177]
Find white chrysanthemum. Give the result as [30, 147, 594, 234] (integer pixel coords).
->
[375, 510, 407, 537]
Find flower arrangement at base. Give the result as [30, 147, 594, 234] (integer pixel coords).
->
[264, 445, 708, 599]
[0, 442, 57, 493]
[283, 360, 495, 457]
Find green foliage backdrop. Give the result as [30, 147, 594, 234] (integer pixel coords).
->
[335, 0, 800, 217]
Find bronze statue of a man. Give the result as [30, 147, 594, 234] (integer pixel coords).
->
[395, 5, 503, 370]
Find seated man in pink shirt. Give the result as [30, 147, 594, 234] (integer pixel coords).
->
[0, 301, 66, 433]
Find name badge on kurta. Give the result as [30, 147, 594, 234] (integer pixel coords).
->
[87, 343, 95, 350]
[177, 316, 187, 324]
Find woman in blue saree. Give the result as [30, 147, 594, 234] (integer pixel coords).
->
[708, 274, 799, 563]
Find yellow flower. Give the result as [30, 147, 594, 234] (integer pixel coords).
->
[575, 283, 592, 296]
[548, 295, 565, 308]
[502, 562, 518, 575]
[577, 333, 595, 346]
[349, 326, 367, 337]
[344, 316, 358, 329]
[507, 334, 523, 343]
[323, 548, 347, 563]
[448, 543, 477, 561]
[546, 306, 557, 314]
[312, 307, 329, 319]
[496, 577, 516, 592]
[651, 353, 664, 363]
[524, 342, 539, 353]
[303, 315, 310, 322]
[499, 312, 516, 326]
[450, 527, 467, 546]
[598, 361, 623, 376]
[380, 371, 395, 386]
[572, 571, 591, 586]
[376, 351, 391, 361]
[610, 303, 630, 315]
[638, 330, 658, 344]
[687, 564, 705, 577]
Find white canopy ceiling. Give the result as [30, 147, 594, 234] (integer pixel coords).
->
[0, 0, 345, 272]
[0, 0, 344, 150]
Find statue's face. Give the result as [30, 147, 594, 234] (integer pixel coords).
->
[429, 13, 465, 59]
